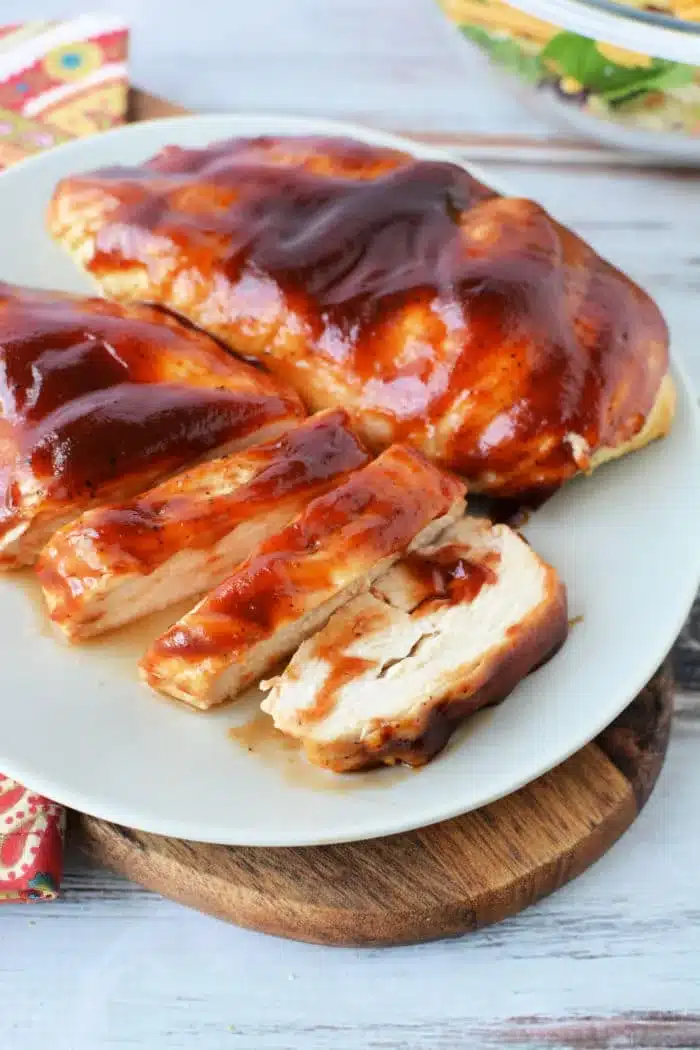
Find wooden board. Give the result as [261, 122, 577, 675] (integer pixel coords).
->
[78, 662, 673, 947]
[76, 89, 675, 947]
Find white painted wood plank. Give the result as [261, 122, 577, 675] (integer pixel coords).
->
[1, 3, 699, 1046]
[2, 718, 699, 1049]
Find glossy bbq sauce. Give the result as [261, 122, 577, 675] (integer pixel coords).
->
[294, 543, 500, 728]
[88, 146, 496, 397]
[82, 135, 668, 491]
[153, 447, 463, 663]
[76, 409, 369, 572]
[0, 285, 297, 511]
[400, 545, 500, 611]
[297, 602, 391, 725]
[303, 654, 376, 724]
[89, 143, 493, 315]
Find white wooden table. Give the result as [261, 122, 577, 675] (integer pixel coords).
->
[2, 2, 700, 1047]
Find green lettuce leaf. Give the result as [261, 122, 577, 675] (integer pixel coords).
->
[540, 32, 694, 102]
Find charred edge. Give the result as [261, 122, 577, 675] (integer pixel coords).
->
[306, 579, 569, 773]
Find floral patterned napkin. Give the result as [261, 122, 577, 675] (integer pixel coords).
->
[0, 15, 128, 169]
[0, 777, 65, 900]
[0, 14, 129, 903]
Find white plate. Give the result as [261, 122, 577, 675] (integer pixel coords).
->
[0, 113, 698, 847]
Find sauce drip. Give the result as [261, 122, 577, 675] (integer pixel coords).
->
[401, 545, 500, 610]
[306, 654, 376, 723]
[75, 134, 669, 494]
[229, 712, 298, 753]
[296, 543, 500, 725]
[297, 601, 391, 725]
[228, 707, 415, 791]
[72, 409, 368, 571]
[151, 445, 464, 663]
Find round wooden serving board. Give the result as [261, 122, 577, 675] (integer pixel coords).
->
[76, 662, 673, 947]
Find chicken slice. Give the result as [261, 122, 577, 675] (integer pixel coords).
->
[37, 409, 368, 641]
[0, 282, 303, 568]
[260, 517, 567, 771]
[139, 445, 467, 709]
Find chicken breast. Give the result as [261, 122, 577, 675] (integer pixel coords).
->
[0, 282, 303, 567]
[37, 409, 368, 640]
[139, 444, 467, 709]
[48, 134, 673, 496]
[261, 517, 567, 771]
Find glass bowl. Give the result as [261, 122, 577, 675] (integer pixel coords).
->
[438, 0, 700, 162]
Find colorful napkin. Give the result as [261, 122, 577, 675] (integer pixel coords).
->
[0, 14, 129, 902]
[0, 15, 128, 170]
[0, 777, 65, 901]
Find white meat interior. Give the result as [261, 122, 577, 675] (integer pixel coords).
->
[261, 517, 549, 743]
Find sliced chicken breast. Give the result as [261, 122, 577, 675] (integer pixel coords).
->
[37, 410, 368, 641]
[0, 282, 303, 568]
[261, 517, 567, 771]
[139, 445, 467, 709]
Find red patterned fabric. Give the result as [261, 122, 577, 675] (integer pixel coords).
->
[0, 775, 64, 900]
[0, 16, 130, 901]
[0, 16, 129, 170]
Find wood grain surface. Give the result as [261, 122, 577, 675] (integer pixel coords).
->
[77, 664, 673, 946]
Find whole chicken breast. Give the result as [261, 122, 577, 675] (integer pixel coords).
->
[49, 134, 673, 496]
[261, 517, 567, 771]
[0, 283, 303, 567]
[37, 409, 368, 640]
[139, 444, 466, 709]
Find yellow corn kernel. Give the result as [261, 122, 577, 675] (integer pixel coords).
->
[560, 76, 584, 95]
[596, 42, 653, 67]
